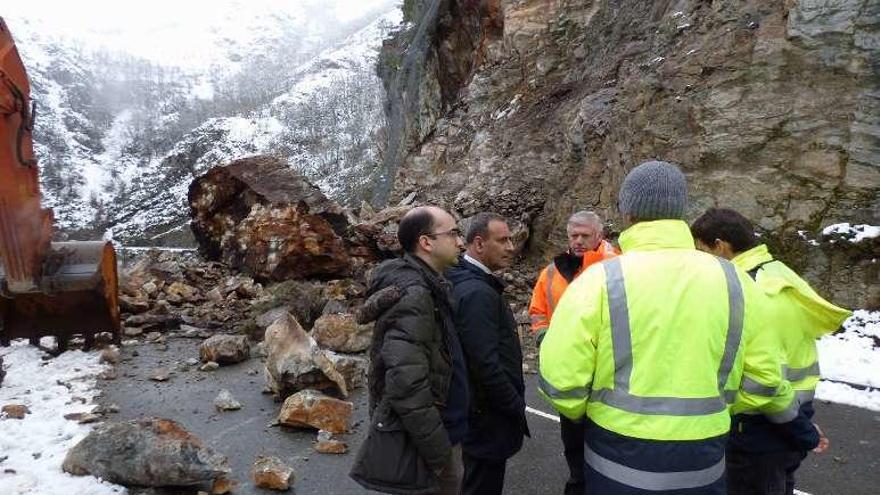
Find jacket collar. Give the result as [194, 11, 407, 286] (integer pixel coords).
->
[456, 256, 505, 292]
[618, 219, 696, 253]
[732, 244, 774, 272]
[403, 253, 451, 294]
[463, 253, 493, 275]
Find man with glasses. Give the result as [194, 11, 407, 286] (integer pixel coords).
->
[351, 206, 469, 495]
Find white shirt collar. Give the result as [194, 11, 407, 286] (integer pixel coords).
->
[463, 253, 493, 275]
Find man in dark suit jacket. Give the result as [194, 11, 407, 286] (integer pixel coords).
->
[446, 212, 530, 495]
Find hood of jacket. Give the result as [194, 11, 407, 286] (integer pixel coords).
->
[733, 244, 851, 337]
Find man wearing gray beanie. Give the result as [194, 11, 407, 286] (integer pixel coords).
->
[538, 161, 815, 495]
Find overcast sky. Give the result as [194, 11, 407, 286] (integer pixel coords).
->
[4, 0, 399, 68]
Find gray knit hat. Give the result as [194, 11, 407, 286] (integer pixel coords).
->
[618, 160, 688, 220]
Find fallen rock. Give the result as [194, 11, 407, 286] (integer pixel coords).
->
[119, 295, 151, 314]
[124, 327, 144, 337]
[100, 346, 121, 364]
[200, 335, 250, 364]
[251, 455, 295, 491]
[206, 287, 224, 303]
[256, 306, 291, 329]
[181, 325, 208, 339]
[124, 312, 181, 329]
[212, 476, 238, 494]
[149, 368, 171, 382]
[214, 390, 242, 411]
[166, 281, 201, 303]
[313, 430, 348, 454]
[188, 156, 351, 281]
[0, 356, 5, 386]
[2, 404, 30, 419]
[311, 314, 373, 353]
[264, 313, 348, 399]
[200, 361, 220, 372]
[277, 389, 352, 434]
[325, 352, 368, 391]
[64, 412, 101, 424]
[62, 418, 230, 487]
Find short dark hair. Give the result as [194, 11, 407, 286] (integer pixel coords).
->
[465, 212, 507, 244]
[690, 208, 758, 253]
[398, 208, 436, 253]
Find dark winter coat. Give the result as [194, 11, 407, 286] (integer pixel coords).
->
[350, 253, 468, 495]
[447, 257, 530, 461]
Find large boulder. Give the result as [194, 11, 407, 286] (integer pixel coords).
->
[188, 156, 352, 281]
[311, 314, 373, 353]
[277, 389, 352, 434]
[264, 313, 348, 398]
[200, 335, 250, 364]
[62, 418, 231, 487]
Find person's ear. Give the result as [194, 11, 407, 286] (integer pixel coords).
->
[418, 234, 433, 253]
[473, 235, 484, 253]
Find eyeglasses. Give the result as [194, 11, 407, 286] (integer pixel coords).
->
[423, 228, 462, 239]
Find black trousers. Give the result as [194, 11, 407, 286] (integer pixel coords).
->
[560, 415, 586, 495]
[462, 452, 507, 495]
[726, 448, 807, 495]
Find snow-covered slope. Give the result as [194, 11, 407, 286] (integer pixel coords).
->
[3, 1, 401, 242]
[107, 9, 402, 242]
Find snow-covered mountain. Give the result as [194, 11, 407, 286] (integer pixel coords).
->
[3, 1, 402, 243]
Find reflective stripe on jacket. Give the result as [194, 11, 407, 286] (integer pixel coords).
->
[733, 244, 852, 398]
[528, 240, 617, 334]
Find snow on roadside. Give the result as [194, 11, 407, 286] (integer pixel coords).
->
[817, 310, 880, 411]
[0, 341, 125, 495]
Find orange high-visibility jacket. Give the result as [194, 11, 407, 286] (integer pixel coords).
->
[528, 240, 618, 338]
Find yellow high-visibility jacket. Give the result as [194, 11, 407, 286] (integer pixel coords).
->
[733, 244, 851, 401]
[538, 220, 799, 442]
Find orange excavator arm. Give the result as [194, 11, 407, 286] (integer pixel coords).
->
[0, 17, 54, 293]
[0, 17, 120, 350]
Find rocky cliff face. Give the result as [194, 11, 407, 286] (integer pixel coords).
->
[377, 0, 879, 308]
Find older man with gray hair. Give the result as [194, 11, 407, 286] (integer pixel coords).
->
[528, 210, 617, 495]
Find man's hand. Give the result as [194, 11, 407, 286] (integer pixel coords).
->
[812, 422, 829, 454]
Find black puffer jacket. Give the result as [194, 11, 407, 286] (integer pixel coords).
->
[447, 257, 529, 461]
[351, 254, 464, 494]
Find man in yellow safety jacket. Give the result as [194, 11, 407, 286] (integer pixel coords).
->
[529, 210, 617, 495]
[538, 161, 820, 495]
[691, 207, 850, 495]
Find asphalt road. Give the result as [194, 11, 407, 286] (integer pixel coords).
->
[100, 337, 879, 495]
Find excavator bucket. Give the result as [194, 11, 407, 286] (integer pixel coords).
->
[0, 242, 121, 350]
[0, 17, 121, 350]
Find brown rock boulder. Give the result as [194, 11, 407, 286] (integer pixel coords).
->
[325, 352, 368, 391]
[200, 335, 250, 364]
[264, 313, 348, 398]
[251, 456, 295, 491]
[188, 156, 352, 281]
[62, 418, 230, 487]
[311, 314, 373, 353]
[277, 389, 352, 434]
[2, 404, 30, 419]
